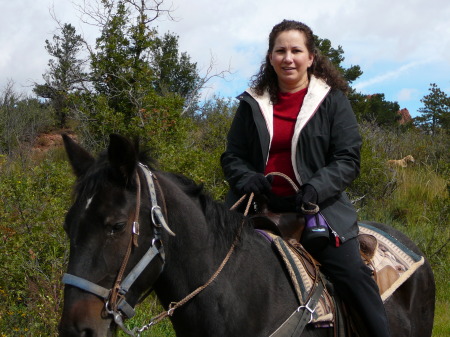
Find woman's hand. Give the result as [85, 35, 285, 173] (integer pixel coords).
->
[241, 173, 272, 195]
[296, 184, 318, 212]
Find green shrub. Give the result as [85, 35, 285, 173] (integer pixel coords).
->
[0, 153, 72, 336]
[348, 122, 396, 207]
[0, 94, 55, 155]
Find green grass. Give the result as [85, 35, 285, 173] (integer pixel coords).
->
[117, 296, 175, 337]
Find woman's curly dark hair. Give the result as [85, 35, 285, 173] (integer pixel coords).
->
[251, 20, 349, 103]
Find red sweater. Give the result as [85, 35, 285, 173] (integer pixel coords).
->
[264, 88, 307, 196]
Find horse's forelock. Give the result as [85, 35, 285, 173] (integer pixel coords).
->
[73, 153, 109, 200]
[73, 150, 154, 201]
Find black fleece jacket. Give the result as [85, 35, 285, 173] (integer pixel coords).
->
[221, 76, 362, 244]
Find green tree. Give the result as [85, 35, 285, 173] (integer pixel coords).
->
[415, 83, 450, 134]
[89, 0, 154, 116]
[33, 23, 86, 127]
[350, 92, 400, 127]
[315, 36, 363, 83]
[150, 32, 200, 99]
[71, 0, 200, 150]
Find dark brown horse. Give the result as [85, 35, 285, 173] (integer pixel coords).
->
[59, 134, 435, 336]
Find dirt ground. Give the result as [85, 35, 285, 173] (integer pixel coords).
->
[31, 130, 76, 156]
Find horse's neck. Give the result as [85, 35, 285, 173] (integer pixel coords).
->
[155, 227, 299, 336]
[160, 219, 239, 289]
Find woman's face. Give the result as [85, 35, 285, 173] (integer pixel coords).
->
[269, 30, 314, 93]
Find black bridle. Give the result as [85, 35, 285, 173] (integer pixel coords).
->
[62, 163, 175, 335]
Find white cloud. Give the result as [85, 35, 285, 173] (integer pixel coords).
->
[396, 88, 418, 101]
[353, 59, 434, 91]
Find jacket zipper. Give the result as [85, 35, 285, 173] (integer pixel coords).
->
[321, 213, 341, 247]
[330, 228, 341, 247]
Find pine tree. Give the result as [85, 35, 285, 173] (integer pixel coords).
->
[415, 83, 450, 134]
[33, 23, 86, 127]
[315, 36, 363, 83]
[150, 32, 200, 99]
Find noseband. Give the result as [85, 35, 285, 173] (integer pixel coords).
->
[62, 163, 174, 333]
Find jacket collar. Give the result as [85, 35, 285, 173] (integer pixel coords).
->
[245, 75, 331, 133]
[292, 75, 331, 144]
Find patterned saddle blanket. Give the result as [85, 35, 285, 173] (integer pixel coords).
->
[358, 222, 424, 302]
[259, 222, 424, 325]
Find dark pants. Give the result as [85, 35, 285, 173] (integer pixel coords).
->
[311, 237, 391, 337]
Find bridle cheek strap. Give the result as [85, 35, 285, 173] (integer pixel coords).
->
[119, 242, 165, 295]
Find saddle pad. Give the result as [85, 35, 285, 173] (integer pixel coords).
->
[269, 233, 334, 324]
[358, 222, 424, 302]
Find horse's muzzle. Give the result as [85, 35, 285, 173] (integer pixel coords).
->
[59, 289, 115, 337]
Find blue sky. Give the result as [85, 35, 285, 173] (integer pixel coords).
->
[1, 0, 450, 117]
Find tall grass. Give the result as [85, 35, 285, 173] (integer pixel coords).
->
[117, 296, 175, 337]
[358, 166, 449, 337]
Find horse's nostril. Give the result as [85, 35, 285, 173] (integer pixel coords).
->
[59, 326, 98, 337]
[58, 326, 99, 337]
[80, 329, 94, 337]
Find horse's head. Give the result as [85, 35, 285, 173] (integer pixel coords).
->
[59, 134, 172, 336]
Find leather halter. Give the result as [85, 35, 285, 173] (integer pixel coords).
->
[62, 163, 173, 328]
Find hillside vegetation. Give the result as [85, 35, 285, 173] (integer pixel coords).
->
[0, 120, 448, 336]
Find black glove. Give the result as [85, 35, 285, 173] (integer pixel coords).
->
[242, 173, 272, 195]
[296, 184, 318, 212]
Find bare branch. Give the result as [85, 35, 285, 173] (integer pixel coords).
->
[431, 237, 450, 258]
[126, 0, 176, 23]
[71, 0, 113, 28]
[182, 53, 233, 115]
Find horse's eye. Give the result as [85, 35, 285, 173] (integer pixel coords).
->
[109, 222, 127, 235]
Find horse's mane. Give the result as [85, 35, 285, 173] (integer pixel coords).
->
[167, 172, 247, 246]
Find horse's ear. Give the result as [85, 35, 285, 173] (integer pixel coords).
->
[62, 134, 95, 178]
[108, 134, 137, 182]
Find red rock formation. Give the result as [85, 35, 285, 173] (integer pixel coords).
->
[397, 108, 412, 125]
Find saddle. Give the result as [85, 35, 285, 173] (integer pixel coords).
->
[251, 210, 423, 301]
[251, 204, 424, 337]
[251, 210, 305, 243]
[250, 197, 305, 242]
